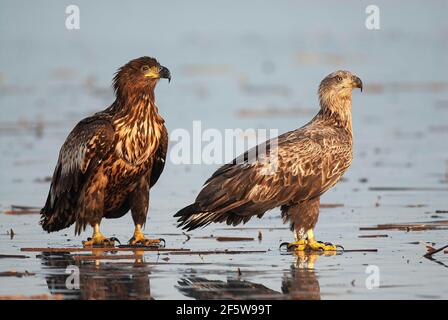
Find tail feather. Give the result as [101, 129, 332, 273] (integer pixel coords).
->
[174, 203, 211, 231]
[174, 202, 254, 231]
[40, 193, 76, 233]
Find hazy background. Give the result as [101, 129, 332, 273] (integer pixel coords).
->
[0, 0, 447, 299]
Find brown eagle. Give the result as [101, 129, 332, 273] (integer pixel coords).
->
[40, 57, 171, 247]
[175, 70, 362, 251]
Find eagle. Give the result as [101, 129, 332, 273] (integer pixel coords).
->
[40, 57, 171, 247]
[175, 70, 362, 251]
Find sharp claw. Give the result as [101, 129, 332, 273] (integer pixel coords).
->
[128, 236, 165, 247]
[279, 241, 307, 252]
[110, 237, 121, 244]
[280, 237, 343, 254]
[83, 237, 118, 248]
[279, 242, 291, 251]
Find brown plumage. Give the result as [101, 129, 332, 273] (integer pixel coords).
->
[40, 57, 171, 246]
[175, 70, 362, 250]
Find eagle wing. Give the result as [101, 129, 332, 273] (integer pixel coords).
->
[176, 128, 339, 230]
[149, 124, 168, 188]
[200, 132, 326, 206]
[40, 116, 115, 232]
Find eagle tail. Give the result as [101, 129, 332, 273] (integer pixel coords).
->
[174, 202, 253, 231]
[174, 203, 212, 231]
[40, 193, 76, 233]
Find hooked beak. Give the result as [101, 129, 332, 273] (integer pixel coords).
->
[353, 76, 363, 92]
[159, 66, 171, 83]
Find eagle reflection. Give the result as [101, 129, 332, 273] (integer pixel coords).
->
[40, 252, 152, 300]
[281, 251, 322, 300]
[177, 252, 324, 300]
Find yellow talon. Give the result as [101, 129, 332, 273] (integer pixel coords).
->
[306, 229, 338, 252]
[307, 239, 338, 251]
[129, 224, 162, 246]
[286, 239, 307, 251]
[82, 224, 117, 247]
[281, 230, 342, 253]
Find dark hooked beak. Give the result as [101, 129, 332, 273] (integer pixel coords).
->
[353, 76, 363, 92]
[159, 66, 171, 83]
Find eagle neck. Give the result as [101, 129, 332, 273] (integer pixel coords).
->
[112, 92, 165, 166]
[318, 93, 353, 135]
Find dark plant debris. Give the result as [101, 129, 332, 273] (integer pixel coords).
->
[216, 236, 254, 242]
[321, 203, 344, 208]
[2, 205, 40, 215]
[369, 187, 448, 192]
[358, 234, 388, 238]
[21, 247, 189, 253]
[0, 271, 35, 277]
[424, 244, 448, 258]
[0, 294, 63, 300]
[360, 220, 448, 232]
[0, 254, 29, 259]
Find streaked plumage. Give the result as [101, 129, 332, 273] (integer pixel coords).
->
[40, 57, 171, 246]
[175, 70, 362, 249]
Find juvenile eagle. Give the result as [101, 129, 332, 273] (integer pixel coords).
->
[40, 57, 171, 247]
[175, 70, 362, 251]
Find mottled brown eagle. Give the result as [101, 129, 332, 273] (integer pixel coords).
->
[175, 70, 362, 251]
[40, 56, 171, 247]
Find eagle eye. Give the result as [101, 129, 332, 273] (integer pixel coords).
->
[336, 76, 343, 82]
[141, 65, 150, 72]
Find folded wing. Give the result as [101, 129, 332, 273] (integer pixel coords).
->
[40, 116, 115, 232]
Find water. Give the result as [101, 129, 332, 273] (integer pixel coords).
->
[0, 0, 447, 299]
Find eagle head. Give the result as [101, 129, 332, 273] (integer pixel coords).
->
[113, 56, 171, 99]
[319, 70, 363, 95]
[318, 70, 362, 114]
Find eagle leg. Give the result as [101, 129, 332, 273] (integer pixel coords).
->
[82, 224, 119, 247]
[128, 179, 165, 247]
[284, 239, 307, 251]
[128, 224, 165, 247]
[280, 230, 307, 251]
